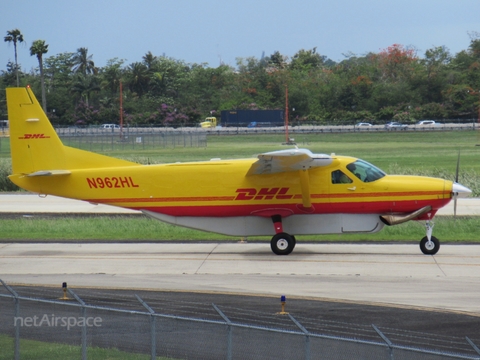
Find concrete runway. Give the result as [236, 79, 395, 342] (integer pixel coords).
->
[1, 194, 480, 315]
[2, 242, 480, 315]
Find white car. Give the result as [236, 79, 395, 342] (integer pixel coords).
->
[385, 122, 408, 130]
[416, 120, 436, 126]
[101, 124, 120, 130]
[356, 122, 373, 127]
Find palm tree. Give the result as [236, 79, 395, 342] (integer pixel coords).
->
[4, 28, 24, 86]
[71, 74, 101, 106]
[71, 47, 97, 75]
[127, 62, 150, 96]
[101, 60, 124, 93]
[142, 51, 157, 71]
[30, 40, 49, 112]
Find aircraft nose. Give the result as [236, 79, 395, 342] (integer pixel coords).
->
[452, 182, 472, 198]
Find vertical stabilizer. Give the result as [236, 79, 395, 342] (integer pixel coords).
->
[7, 87, 66, 175]
[7, 87, 139, 177]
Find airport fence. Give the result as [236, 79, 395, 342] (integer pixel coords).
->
[0, 128, 207, 154]
[58, 129, 207, 152]
[1, 121, 478, 154]
[1, 281, 480, 360]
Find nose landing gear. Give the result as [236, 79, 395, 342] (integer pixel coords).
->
[419, 220, 440, 255]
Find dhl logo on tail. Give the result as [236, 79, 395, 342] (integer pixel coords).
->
[18, 134, 50, 139]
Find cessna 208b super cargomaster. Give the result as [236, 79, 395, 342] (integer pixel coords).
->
[6, 87, 472, 255]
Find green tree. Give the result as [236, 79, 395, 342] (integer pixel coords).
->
[268, 51, 288, 70]
[142, 51, 157, 71]
[181, 64, 235, 115]
[126, 62, 149, 96]
[374, 44, 417, 82]
[289, 48, 325, 71]
[416, 46, 451, 103]
[44, 52, 74, 89]
[72, 47, 97, 75]
[30, 39, 49, 112]
[71, 74, 101, 107]
[148, 56, 191, 99]
[41, 52, 74, 122]
[1, 61, 20, 87]
[100, 58, 125, 93]
[4, 28, 24, 86]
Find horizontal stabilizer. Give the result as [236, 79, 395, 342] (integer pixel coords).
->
[26, 170, 71, 177]
[247, 148, 332, 175]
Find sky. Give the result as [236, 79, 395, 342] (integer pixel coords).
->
[2, 0, 480, 72]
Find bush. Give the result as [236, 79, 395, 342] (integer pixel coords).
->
[0, 159, 20, 192]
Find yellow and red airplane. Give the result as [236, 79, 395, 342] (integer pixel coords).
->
[6, 87, 471, 255]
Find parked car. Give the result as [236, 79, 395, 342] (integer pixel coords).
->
[416, 120, 436, 126]
[385, 122, 408, 130]
[355, 122, 373, 127]
[101, 124, 120, 130]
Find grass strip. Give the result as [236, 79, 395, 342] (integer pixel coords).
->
[0, 334, 173, 360]
[0, 215, 478, 243]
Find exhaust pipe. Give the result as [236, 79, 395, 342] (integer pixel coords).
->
[380, 206, 432, 226]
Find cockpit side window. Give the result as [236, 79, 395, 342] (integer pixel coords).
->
[331, 170, 353, 184]
[346, 160, 386, 183]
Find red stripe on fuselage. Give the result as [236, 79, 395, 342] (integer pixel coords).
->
[86, 190, 448, 205]
[118, 198, 450, 217]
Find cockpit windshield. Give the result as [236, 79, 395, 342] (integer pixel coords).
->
[346, 159, 386, 183]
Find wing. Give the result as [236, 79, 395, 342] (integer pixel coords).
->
[247, 148, 332, 176]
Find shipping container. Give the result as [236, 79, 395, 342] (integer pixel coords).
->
[220, 110, 284, 127]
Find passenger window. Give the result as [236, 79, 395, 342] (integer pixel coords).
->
[331, 170, 353, 184]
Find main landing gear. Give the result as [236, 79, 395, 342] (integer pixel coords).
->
[270, 215, 296, 255]
[419, 220, 440, 255]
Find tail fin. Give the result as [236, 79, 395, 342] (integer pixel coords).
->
[6, 86, 137, 176]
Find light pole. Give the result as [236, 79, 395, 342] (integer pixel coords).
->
[467, 89, 480, 146]
[283, 85, 295, 145]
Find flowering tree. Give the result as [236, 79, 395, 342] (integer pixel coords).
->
[375, 44, 417, 81]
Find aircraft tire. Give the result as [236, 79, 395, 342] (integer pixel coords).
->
[271, 233, 295, 255]
[420, 236, 440, 255]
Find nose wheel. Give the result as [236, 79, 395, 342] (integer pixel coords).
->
[420, 236, 440, 255]
[419, 221, 440, 255]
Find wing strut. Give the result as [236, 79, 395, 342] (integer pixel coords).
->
[298, 169, 312, 210]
